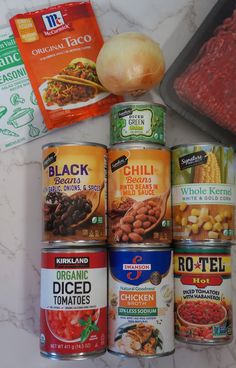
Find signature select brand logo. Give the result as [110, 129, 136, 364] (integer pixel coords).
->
[123, 256, 151, 280]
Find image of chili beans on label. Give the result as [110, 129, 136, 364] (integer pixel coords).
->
[172, 144, 235, 243]
[108, 144, 172, 244]
[42, 143, 107, 243]
[40, 248, 107, 359]
[108, 248, 174, 357]
[174, 246, 233, 345]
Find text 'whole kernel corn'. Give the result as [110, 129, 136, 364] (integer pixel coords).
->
[172, 144, 235, 243]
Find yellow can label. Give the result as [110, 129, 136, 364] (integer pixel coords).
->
[108, 146, 172, 244]
[42, 144, 107, 242]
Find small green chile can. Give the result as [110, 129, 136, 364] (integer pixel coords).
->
[110, 101, 166, 145]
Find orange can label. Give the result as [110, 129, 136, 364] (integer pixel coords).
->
[108, 145, 172, 244]
[42, 143, 107, 242]
[10, 2, 122, 130]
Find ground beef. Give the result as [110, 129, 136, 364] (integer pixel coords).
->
[174, 10, 236, 134]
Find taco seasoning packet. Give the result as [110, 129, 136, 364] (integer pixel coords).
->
[10, 2, 122, 130]
[0, 27, 47, 151]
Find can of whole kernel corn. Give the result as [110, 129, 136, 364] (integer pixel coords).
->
[108, 143, 172, 245]
[174, 245, 233, 345]
[108, 247, 174, 357]
[40, 246, 107, 360]
[42, 142, 107, 243]
[172, 144, 235, 244]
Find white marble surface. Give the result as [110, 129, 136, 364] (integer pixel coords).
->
[1, 0, 236, 367]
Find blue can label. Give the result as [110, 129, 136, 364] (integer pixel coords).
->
[108, 249, 174, 356]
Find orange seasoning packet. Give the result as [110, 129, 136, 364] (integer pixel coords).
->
[10, 2, 122, 130]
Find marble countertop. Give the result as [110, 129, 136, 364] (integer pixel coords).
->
[1, 0, 236, 367]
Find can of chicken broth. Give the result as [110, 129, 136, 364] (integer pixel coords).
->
[108, 247, 174, 357]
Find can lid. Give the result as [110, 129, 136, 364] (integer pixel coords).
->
[42, 141, 107, 150]
[171, 142, 234, 150]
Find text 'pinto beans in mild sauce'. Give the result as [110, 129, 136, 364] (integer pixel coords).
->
[42, 142, 107, 243]
[108, 143, 172, 245]
[172, 144, 235, 244]
[108, 247, 174, 357]
[174, 245, 233, 345]
[40, 247, 107, 360]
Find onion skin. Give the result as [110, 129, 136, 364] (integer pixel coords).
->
[96, 32, 165, 96]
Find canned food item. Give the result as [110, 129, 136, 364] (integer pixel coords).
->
[40, 246, 107, 360]
[108, 143, 172, 245]
[42, 142, 107, 243]
[108, 247, 174, 357]
[172, 144, 235, 243]
[110, 101, 166, 145]
[174, 245, 233, 345]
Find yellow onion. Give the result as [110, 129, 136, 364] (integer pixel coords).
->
[96, 32, 165, 96]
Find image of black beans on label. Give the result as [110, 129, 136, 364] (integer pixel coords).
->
[44, 193, 92, 236]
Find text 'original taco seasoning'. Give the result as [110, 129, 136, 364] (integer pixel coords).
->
[174, 245, 233, 344]
[108, 247, 174, 357]
[42, 142, 107, 243]
[108, 143, 172, 245]
[40, 247, 107, 359]
[10, 2, 122, 130]
[172, 144, 235, 243]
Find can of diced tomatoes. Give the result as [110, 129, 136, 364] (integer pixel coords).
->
[108, 246, 174, 357]
[40, 246, 107, 360]
[172, 143, 235, 244]
[108, 143, 172, 245]
[110, 101, 166, 145]
[42, 142, 107, 243]
[174, 245, 233, 345]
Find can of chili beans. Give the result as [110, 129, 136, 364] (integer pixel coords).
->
[108, 246, 174, 357]
[174, 244, 233, 345]
[172, 143, 235, 244]
[42, 142, 107, 243]
[40, 246, 107, 359]
[108, 143, 172, 245]
[110, 101, 166, 145]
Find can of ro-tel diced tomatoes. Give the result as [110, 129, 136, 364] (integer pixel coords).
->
[108, 143, 172, 245]
[42, 142, 107, 243]
[108, 247, 175, 357]
[172, 144, 235, 244]
[40, 246, 107, 360]
[110, 101, 166, 145]
[174, 245, 233, 345]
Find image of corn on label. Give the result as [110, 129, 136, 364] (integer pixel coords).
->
[174, 247, 232, 343]
[172, 145, 235, 242]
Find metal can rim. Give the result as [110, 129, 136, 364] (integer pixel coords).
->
[171, 142, 235, 150]
[108, 142, 170, 150]
[42, 246, 107, 253]
[42, 141, 107, 150]
[110, 101, 167, 110]
[108, 246, 173, 252]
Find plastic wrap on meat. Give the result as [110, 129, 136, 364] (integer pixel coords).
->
[174, 10, 236, 134]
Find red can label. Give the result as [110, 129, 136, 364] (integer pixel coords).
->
[40, 249, 107, 357]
